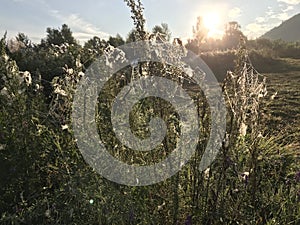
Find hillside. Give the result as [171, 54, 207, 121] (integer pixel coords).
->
[261, 13, 300, 42]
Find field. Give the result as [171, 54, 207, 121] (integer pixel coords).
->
[264, 68, 300, 148]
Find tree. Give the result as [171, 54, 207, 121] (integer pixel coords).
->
[193, 16, 209, 44]
[108, 34, 125, 47]
[83, 36, 107, 67]
[222, 21, 245, 49]
[124, 0, 146, 40]
[16, 33, 32, 48]
[152, 23, 171, 41]
[43, 24, 77, 46]
[185, 16, 209, 54]
[126, 29, 138, 43]
[84, 36, 107, 50]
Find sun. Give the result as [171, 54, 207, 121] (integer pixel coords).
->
[202, 12, 223, 38]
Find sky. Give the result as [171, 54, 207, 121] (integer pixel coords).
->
[1, 0, 300, 44]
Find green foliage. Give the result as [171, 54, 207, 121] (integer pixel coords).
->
[0, 1, 299, 224]
[186, 21, 245, 53]
[108, 34, 125, 47]
[43, 24, 78, 47]
[152, 23, 172, 41]
[124, 0, 146, 41]
[247, 38, 300, 59]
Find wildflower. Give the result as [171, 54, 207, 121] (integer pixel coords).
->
[270, 91, 277, 100]
[204, 168, 210, 180]
[241, 171, 249, 178]
[89, 199, 94, 204]
[257, 132, 263, 138]
[157, 202, 165, 211]
[0, 144, 6, 150]
[23, 71, 32, 86]
[78, 71, 85, 78]
[185, 215, 192, 225]
[241, 171, 249, 185]
[3, 54, 9, 62]
[239, 122, 247, 137]
[0, 87, 9, 97]
[76, 58, 82, 68]
[61, 124, 68, 130]
[67, 68, 74, 75]
[35, 84, 41, 91]
[54, 87, 67, 96]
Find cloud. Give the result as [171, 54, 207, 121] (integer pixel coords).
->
[228, 7, 242, 19]
[244, 22, 278, 39]
[282, 5, 294, 12]
[245, 23, 266, 38]
[50, 10, 110, 43]
[255, 17, 266, 23]
[277, 0, 300, 5]
[244, 2, 296, 39]
[271, 12, 290, 20]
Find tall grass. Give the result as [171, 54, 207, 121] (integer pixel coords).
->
[0, 1, 299, 224]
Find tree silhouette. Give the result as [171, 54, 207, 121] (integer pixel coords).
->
[223, 21, 245, 49]
[43, 24, 77, 46]
[152, 23, 172, 41]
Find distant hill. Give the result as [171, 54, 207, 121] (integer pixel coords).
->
[261, 13, 300, 42]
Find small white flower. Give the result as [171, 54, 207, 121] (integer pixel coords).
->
[89, 199, 94, 204]
[35, 84, 41, 90]
[3, 54, 9, 62]
[67, 68, 74, 75]
[270, 92, 277, 100]
[0, 87, 9, 97]
[76, 59, 82, 68]
[241, 172, 249, 180]
[24, 71, 32, 86]
[204, 168, 210, 179]
[61, 124, 68, 130]
[78, 72, 85, 78]
[0, 144, 6, 150]
[54, 87, 67, 96]
[157, 202, 165, 211]
[239, 122, 247, 137]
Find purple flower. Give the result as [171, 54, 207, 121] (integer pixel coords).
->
[185, 215, 192, 225]
[129, 208, 134, 223]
